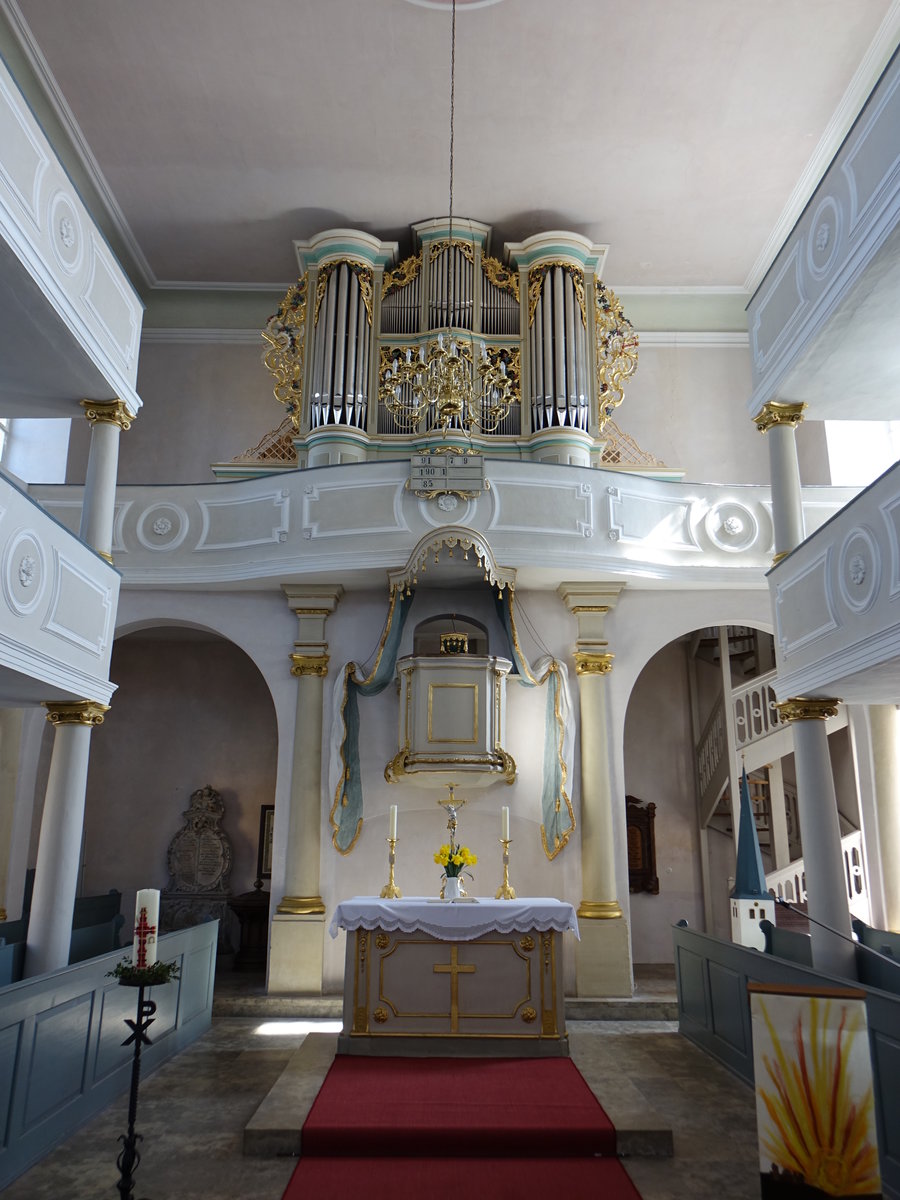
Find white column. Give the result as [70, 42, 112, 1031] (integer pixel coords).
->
[777, 698, 856, 978]
[767, 758, 791, 871]
[559, 583, 632, 997]
[25, 701, 108, 977]
[0, 709, 23, 920]
[268, 586, 342, 994]
[753, 402, 806, 562]
[79, 399, 134, 562]
[867, 704, 900, 931]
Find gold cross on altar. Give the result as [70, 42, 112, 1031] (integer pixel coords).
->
[433, 944, 476, 1032]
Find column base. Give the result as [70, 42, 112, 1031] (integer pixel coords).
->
[575, 914, 633, 997]
[268, 913, 325, 994]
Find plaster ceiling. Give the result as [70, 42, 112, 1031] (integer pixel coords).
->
[6, 0, 898, 292]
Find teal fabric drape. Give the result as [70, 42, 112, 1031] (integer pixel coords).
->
[495, 591, 575, 860]
[330, 589, 414, 853]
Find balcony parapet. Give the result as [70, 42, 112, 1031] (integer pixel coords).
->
[0, 54, 142, 411]
[769, 458, 900, 702]
[746, 45, 900, 416]
[32, 462, 856, 592]
[0, 473, 118, 704]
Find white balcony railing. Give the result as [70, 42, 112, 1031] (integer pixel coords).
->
[765, 830, 870, 924]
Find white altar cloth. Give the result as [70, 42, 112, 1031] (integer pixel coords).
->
[329, 896, 579, 941]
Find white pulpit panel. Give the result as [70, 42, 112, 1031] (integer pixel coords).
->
[386, 654, 515, 788]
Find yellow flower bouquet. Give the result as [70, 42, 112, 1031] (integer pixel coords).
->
[433, 840, 477, 879]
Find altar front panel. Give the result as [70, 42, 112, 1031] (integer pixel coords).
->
[342, 926, 566, 1049]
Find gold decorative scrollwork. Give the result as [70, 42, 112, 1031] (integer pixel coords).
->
[430, 238, 475, 264]
[314, 260, 374, 326]
[527, 262, 587, 328]
[382, 252, 422, 299]
[574, 652, 615, 676]
[595, 282, 639, 433]
[482, 255, 519, 302]
[752, 401, 807, 433]
[290, 653, 329, 677]
[776, 697, 841, 723]
[43, 700, 109, 727]
[261, 277, 308, 431]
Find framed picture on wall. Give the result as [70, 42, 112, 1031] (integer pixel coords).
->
[257, 805, 274, 880]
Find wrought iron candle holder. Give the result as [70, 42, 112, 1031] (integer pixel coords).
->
[380, 837, 402, 898]
[496, 837, 516, 899]
[116, 980, 157, 1200]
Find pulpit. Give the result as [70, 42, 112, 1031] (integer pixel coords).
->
[329, 897, 578, 1056]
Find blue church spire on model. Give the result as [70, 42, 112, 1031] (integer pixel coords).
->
[730, 764, 773, 950]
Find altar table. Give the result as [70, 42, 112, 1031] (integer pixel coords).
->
[329, 897, 578, 1056]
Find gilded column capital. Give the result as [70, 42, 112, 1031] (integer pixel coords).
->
[752, 401, 806, 433]
[80, 399, 135, 432]
[42, 700, 109, 727]
[577, 899, 623, 919]
[290, 653, 329, 677]
[776, 697, 841, 723]
[574, 651, 615, 676]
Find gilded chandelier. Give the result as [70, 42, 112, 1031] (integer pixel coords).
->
[379, 0, 513, 437]
[379, 335, 513, 433]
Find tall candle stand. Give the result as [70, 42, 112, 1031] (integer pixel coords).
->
[116, 980, 157, 1200]
[496, 837, 516, 899]
[380, 837, 402, 898]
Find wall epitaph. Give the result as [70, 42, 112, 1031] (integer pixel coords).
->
[161, 785, 236, 950]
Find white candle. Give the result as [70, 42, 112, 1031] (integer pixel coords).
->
[389, 804, 398, 840]
[133, 888, 160, 969]
[501, 806, 510, 841]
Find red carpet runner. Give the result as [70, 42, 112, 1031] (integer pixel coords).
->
[282, 1056, 643, 1200]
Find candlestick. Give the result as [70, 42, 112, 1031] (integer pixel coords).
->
[133, 889, 159, 968]
[495, 837, 516, 900]
[501, 805, 510, 841]
[389, 804, 398, 840]
[380, 836, 402, 899]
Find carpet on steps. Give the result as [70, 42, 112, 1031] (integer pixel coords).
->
[299, 1054, 617, 1158]
[282, 1155, 644, 1200]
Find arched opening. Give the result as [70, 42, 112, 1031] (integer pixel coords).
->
[77, 624, 278, 962]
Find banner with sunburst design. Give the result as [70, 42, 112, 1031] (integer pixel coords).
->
[749, 983, 882, 1199]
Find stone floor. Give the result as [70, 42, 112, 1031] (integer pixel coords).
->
[4, 968, 761, 1200]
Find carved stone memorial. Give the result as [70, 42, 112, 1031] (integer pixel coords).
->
[161, 784, 236, 952]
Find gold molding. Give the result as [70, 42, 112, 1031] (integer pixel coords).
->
[97, 550, 115, 565]
[382, 252, 422, 298]
[574, 651, 615, 676]
[771, 550, 790, 567]
[80, 399, 133, 432]
[753, 401, 807, 433]
[481, 254, 520, 302]
[43, 700, 109, 727]
[290, 653, 329, 677]
[577, 899, 623, 919]
[568, 605, 611, 614]
[527, 262, 586, 328]
[262, 277, 308, 431]
[776, 697, 841, 722]
[277, 895, 326, 915]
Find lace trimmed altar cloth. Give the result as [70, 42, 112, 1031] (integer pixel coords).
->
[329, 896, 579, 941]
[331, 897, 578, 1056]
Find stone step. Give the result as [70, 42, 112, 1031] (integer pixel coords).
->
[243, 1032, 674, 1161]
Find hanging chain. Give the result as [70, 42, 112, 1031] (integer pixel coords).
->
[447, 0, 456, 330]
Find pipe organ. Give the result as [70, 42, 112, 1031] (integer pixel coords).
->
[265, 221, 637, 469]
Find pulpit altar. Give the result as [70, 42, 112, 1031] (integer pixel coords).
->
[329, 897, 578, 1056]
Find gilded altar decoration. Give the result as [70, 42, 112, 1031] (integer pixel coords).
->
[261, 278, 308, 430]
[595, 282, 639, 432]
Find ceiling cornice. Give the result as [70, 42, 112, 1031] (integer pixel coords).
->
[744, 0, 900, 295]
